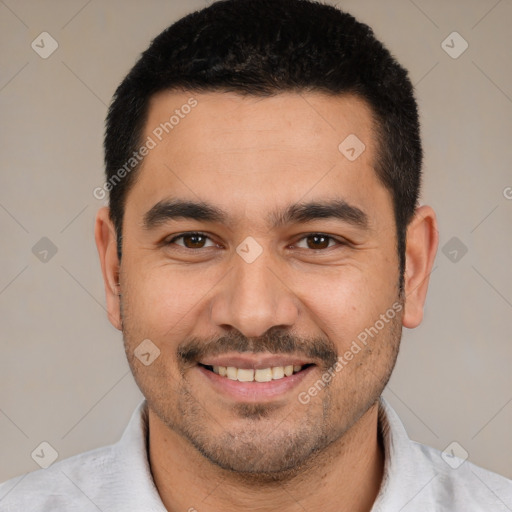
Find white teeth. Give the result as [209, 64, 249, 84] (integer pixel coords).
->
[255, 368, 273, 382]
[209, 364, 306, 381]
[271, 366, 284, 380]
[237, 368, 254, 382]
[226, 366, 238, 380]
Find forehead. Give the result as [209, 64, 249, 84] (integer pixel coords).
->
[144, 89, 376, 153]
[125, 90, 390, 227]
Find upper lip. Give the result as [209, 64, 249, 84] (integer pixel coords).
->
[198, 353, 315, 370]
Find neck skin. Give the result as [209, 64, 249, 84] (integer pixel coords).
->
[147, 402, 385, 512]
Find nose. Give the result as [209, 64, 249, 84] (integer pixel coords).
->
[210, 246, 299, 338]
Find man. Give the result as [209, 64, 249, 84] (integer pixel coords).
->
[1, 0, 511, 510]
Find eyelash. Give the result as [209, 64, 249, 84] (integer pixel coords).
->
[165, 231, 346, 251]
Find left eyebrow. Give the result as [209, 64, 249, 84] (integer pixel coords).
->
[142, 198, 370, 231]
[267, 199, 370, 230]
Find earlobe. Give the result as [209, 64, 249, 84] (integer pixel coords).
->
[402, 205, 439, 329]
[94, 207, 122, 331]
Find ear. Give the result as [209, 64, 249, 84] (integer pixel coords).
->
[95, 207, 122, 330]
[402, 205, 439, 329]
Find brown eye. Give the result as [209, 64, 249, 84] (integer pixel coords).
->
[295, 233, 338, 250]
[183, 234, 207, 248]
[167, 232, 215, 249]
[306, 234, 330, 249]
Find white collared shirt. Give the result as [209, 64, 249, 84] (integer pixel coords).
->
[1, 398, 511, 511]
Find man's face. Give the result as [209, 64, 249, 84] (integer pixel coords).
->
[118, 91, 402, 475]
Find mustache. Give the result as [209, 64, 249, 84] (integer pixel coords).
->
[177, 328, 338, 370]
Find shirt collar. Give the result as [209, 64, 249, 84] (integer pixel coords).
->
[110, 399, 168, 510]
[371, 396, 437, 511]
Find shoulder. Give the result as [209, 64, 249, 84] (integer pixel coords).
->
[0, 443, 117, 511]
[376, 398, 512, 511]
[411, 440, 512, 511]
[0, 400, 157, 512]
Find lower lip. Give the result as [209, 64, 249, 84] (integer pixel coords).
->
[197, 364, 316, 402]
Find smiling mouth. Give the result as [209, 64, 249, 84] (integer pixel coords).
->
[198, 363, 315, 382]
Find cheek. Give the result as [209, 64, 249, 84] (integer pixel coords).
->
[294, 263, 396, 348]
[121, 260, 223, 348]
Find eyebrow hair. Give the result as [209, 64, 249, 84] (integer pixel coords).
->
[143, 198, 369, 231]
[143, 200, 226, 230]
[268, 199, 369, 230]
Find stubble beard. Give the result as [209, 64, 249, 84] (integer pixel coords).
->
[120, 294, 403, 482]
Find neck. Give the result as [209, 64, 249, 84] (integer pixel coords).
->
[148, 401, 384, 512]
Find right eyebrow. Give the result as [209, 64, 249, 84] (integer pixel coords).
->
[143, 199, 227, 231]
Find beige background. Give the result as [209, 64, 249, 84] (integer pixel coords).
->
[0, 0, 511, 485]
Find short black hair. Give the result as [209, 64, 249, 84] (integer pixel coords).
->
[104, 0, 422, 292]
